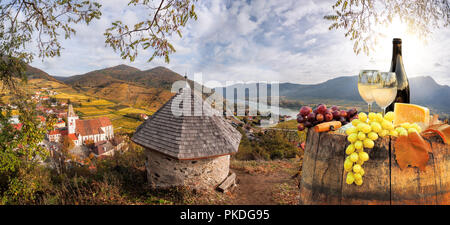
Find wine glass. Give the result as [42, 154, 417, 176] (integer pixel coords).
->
[372, 72, 397, 116]
[358, 70, 378, 112]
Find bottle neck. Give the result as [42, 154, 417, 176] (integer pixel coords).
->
[392, 43, 402, 59]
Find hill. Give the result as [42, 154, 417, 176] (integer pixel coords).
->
[25, 65, 64, 84]
[55, 65, 187, 111]
[222, 76, 450, 115]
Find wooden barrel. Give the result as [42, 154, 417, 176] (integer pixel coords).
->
[299, 128, 449, 205]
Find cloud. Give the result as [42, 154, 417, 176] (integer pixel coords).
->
[29, 0, 450, 86]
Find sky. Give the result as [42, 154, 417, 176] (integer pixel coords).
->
[29, 0, 450, 86]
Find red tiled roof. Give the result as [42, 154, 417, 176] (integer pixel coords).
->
[68, 134, 78, 141]
[97, 117, 112, 127]
[75, 117, 111, 136]
[49, 130, 60, 135]
[13, 123, 23, 130]
[37, 116, 46, 122]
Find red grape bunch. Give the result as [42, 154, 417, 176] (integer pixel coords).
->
[297, 104, 358, 131]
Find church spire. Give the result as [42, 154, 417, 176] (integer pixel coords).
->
[68, 104, 76, 117]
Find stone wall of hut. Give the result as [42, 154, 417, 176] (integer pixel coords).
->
[145, 149, 230, 189]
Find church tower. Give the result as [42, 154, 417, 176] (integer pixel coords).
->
[67, 104, 78, 134]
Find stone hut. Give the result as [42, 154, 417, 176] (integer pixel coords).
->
[132, 87, 242, 190]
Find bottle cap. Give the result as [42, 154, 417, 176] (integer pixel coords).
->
[393, 38, 402, 44]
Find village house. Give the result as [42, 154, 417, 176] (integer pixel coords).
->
[54, 120, 65, 128]
[47, 104, 114, 146]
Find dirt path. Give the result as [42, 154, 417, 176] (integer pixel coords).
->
[217, 160, 301, 205]
[229, 169, 294, 205]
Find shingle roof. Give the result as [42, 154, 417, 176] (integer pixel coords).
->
[132, 88, 242, 160]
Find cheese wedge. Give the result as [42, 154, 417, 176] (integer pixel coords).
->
[393, 103, 430, 128]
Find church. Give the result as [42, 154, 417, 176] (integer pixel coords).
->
[48, 104, 114, 146]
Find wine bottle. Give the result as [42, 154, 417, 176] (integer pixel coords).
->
[386, 38, 410, 112]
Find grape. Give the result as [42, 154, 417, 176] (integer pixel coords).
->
[307, 112, 316, 122]
[363, 139, 374, 149]
[317, 104, 327, 114]
[297, 115, 305, 123]
[300, 106, 312, 117]
[384, 111, 395, 122]
[400, 122, 411, 130]
[339, 116, 347, 124]
[370, 122, 382, 133]
[332, 110, 341, 119]
[354, 173, 362, 181]
[346, 172, 355, 184]
[356, 123, 366, 132]
[313, 108, 318, 114]
[344, 159, 353, 171]
[339, 110, 347, 118]
[408, 127, 419, 134]
[360, 124, 372, 134]
[315, 113, 324, 122]
[356, 159, 365, 165]
[347, 133, 358, 143]
[304, 121, 313, 128]
[357, 132, 366, 141]
[358, 112, 368, 122]
[346, 144, 355, 155]
[389, 130, 399, 137]
[355, 178, 363, 186]
[347, 108, 357, 117]
[354, 141, 363, 150]
[353, 164, 362, 173]
[395, 127, 407, 134]
[368, 112, 377, 121]
[312, 121, 319, 126]
[379, 129, 390, 137]
[297, 123, 305, 131]
[324, 113, 333, 122]
[351, 119, 362, 127]
[411, 123, 422, 133]
[359, 151, 369, 161]
[350, 152, 359, 162]
[359, 167, 365, 176]
[382, 119, 394, 130]
[375, 113, 384, 122]
[367, 132, 378, 141]
[331, 105, 339, 111]
[398, 129, 408, 136]
[346, 127, 358, 135]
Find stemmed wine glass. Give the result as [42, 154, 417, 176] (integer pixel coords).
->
[358, 70, 378, 112]
[372, 72, 398, 116]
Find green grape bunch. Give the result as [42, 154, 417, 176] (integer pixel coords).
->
[343, 111, 423, 186]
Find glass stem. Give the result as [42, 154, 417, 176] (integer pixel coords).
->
[382, 107, 386, 116]
[368, 103, 372, 113]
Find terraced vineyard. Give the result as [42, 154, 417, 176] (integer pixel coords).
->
[5, 78, 156, 134]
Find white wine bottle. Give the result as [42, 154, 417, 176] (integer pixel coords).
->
[386, 38, 410, 112]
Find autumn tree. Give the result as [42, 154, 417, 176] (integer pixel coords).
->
[104, 0, 198, 63]
[325, 0, 450, 55]
[0, 0, 101, 203]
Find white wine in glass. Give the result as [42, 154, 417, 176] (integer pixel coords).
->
[358, 70, 378, 112]
[372, 72, 397, 115]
